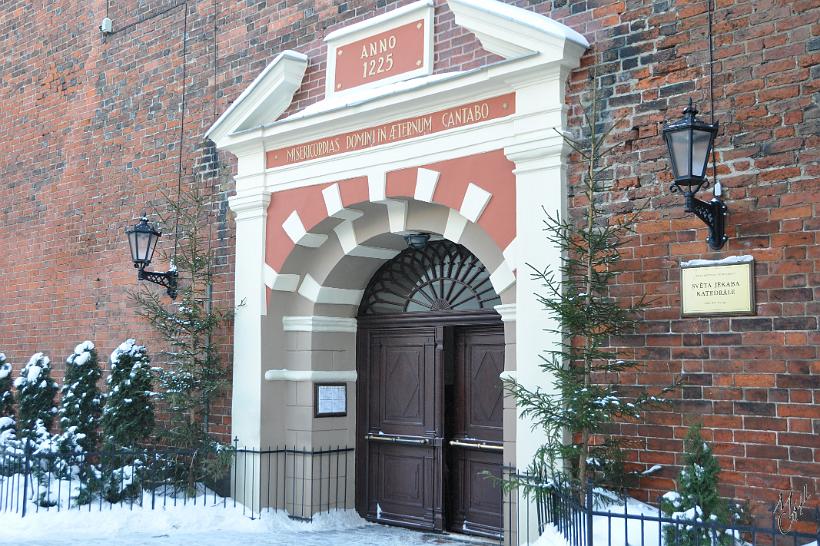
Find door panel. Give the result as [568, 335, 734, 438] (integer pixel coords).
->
[362, 328, 443, 531]
[448, 327, 505, 538]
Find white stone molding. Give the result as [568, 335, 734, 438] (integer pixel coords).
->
[333, 221, 400, 259]
[499, 370, 517, 382]
[282, 316, 358, 333]
[322, 183, 364, 220]
[489, 261, 516, 294]
[298, 274, 364, 305]
[263, 264, 300, 292]
[494, 303, 517, 323]
[206, 51, 308, 147]
[448, 0, 588, 59]
[414, 168, 440, 202]
[443, 208, 469, 243]
[459, 182, 492, 223]
[385, 199, 408, 233]
[368, 170, 387, 202]
[503, 238, 518, 272]
[264, 369, 358, 382]
[282, 210, 328, 247]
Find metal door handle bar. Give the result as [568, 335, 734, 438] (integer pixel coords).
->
[365, 433, 430, 446]
[449, 439, 503, 451]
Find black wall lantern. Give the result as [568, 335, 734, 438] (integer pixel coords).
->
[404, 233, 431, 251]
[663, 99, 728, 250]
[126, 215, 178, 299]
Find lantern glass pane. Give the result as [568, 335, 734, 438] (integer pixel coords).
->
[145, 232, 158, 263]
[691, 129, 713, 178]
[668, 129, 691, 179]
[128, 231, 140, 262]
[135, 231, 152, 262]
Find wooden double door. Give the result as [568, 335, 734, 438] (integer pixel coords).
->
[356, 317, 505, 538]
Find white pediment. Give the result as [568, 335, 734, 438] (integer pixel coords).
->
[207, 0, 588, 151]
[205, 51, 308, 147]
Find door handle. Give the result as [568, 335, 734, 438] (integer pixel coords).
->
[449, 439, 504, 452]
[365, 433, 430, 446]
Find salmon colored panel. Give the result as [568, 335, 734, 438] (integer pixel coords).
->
[338, 176, 370, 208]
[386, 168, 416, 198]
[266, 93, 515, 168]
[386, 149, 516, 250]
[334, 19, 426, 92]
[265, 184, 328, 272]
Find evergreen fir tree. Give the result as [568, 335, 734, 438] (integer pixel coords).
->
[503, 68, 677, 502]
[59, 341, 103, 453]
[661, 425, 740, 546]
[14, 353, 58, 445]
[130, 184, 232, 491]
[102, 340, 155, 449]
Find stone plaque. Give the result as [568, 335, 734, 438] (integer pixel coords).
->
[680, 257, 755, 317]
[314, 383, 347, 418]
[325, 0, 434, 96]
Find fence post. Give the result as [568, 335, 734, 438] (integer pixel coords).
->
[21, 437, 30, 518]
[585, 479, 593, 546]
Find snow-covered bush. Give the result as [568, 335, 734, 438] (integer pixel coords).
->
[661, 425, 744, 546]
[59, 341, 103, 453]
[0, 353, 13, 418]
[14, 353, 58, 444]
[102, 340, 155, 450]
[100, 340, 155, 502]
[0, 354, 14, 452]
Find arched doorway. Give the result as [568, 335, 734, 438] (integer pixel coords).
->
[355, 240, 505, 539]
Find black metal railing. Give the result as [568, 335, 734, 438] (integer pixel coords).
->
[231, 445, 354, 520]
[0, 440, 354, 521]
[527, 479, 820, 546]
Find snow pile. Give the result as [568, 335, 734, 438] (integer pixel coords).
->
[0, 498, 370, 542]
[591, 489, 665, 546]
[530, 524, 571, 546]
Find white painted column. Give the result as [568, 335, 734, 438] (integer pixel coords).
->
[228, 186, 270, 449]
[506, 135, 568, 545]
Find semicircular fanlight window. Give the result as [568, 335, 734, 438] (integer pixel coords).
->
[358, 240, 501, 316]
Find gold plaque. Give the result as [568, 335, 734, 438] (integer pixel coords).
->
[680, 259, 755, 317]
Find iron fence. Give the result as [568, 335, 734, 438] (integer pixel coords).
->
[0, 439, 354, 521]
[533, 479, 820, 546]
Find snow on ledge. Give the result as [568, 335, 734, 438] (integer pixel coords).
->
[681, 255, 754, 268]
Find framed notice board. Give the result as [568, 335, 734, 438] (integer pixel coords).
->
[314, 383, 347, 418]
[680, 260, 755, 317]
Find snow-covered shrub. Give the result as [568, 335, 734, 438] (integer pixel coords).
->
[14, 353, 58, 444]
[661, 425, 744, 546]
[100, 340, 155, 503]
[0, 353, 13, 418]
[102, 340, 155, 450]
[0, 354, 14, 454]
[59, 341, 103, 453]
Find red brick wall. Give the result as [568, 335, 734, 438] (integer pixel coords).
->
[0, 0, 817, 521]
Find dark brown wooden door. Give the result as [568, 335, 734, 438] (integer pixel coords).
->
[446, 326, 505, 538]
[360, 328, 444, 531]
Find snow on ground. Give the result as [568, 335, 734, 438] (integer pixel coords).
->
[0, 494, 498, 546]
[530, 524, 570, 546]
[592, 489, 665, 546]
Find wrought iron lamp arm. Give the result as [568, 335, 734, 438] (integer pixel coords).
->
[137, 267, 179, 299]
[684, 191, 728, 250]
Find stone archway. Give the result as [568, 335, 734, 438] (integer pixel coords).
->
[209, 2, 587, 542]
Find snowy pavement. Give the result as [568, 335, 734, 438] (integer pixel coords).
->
[0, 503, 504, 546]
[5, 527, 500, 546]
